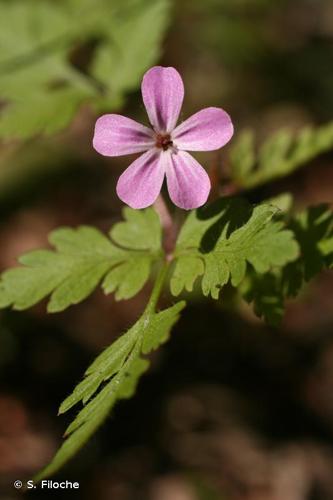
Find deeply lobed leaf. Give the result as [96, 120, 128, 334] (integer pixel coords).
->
[229, 123, 333, 188]
[171, 198, 299, 299]
[110, 206, 162, 252]
[0, 208, 162, 312]
[242, 204, 333, 325]
[35, 299, 185, 480]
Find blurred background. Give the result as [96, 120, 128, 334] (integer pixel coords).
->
[0, 0, 333, 498]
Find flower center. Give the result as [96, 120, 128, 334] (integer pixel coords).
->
[155, 133, 173, 151]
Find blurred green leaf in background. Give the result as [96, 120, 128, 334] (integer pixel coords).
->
[0, 0, 170, 139]
[229, 124, 333, 189]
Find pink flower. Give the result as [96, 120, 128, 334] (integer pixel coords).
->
[93, 66, 234, 210]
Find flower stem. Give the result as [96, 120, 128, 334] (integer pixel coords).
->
[144, 261, 169, 314]
[154, 195, 177, 256]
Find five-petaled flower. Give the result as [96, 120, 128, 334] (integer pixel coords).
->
[93, 66, 234, 210]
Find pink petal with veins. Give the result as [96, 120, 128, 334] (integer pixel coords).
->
[93, 114, 154, 157]
[141, 66, 184, 133]
[165, 150, 211, 210]
[173, 107, 233, 151]
[116, 149, 165, 209]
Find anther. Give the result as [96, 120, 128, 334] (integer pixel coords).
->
[155, 133, 173, 151]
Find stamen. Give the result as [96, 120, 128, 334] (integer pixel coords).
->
[155, 133, 173, 151]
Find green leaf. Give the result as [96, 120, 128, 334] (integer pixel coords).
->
[0, 207, 162, 311]
[110, 206, 162, 252]
[142, 301, 185, 353]
[0, 89, 89, 140]
[0, 0, 170, 139]
[102, 256, 151, 300]
[0, 1, 72, 66]
[91, 0, 169, 99]
[229, 129, 256, 179]
[241, 271, 285, 326]
[171, 256, 204, 296]
[287, 204, 333, 285]
[0, 0, 94, 138]
[264, 192, 294, 213]
[171, 197, 299, 299]
[229, 123, 333, 188]
[34, 298, 185, 480]
[241, 204, 333, 325]
[59, 318, 140, 414]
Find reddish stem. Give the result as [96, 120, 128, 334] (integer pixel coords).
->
[154, 195, 177, 258]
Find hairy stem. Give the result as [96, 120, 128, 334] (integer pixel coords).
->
[154, 195, 177, 257]
[144, 260, 169, 314]
[33, 260, 172, 483]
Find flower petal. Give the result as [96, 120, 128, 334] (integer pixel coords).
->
[93, 114, 154, 157]
[173, 107, 234, 151]
[141, 66, 184, 133]
[165, 151, 211, 210]
[116, 149, 165, 209]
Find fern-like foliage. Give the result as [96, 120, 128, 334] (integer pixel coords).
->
[241, 204, 333, 325]
[170, 197, 299, 299]
[0, 198, 330, 478]
[0, 207, 162, 311]
[229, 123, 333, 188]
[34, 296, 185, 479]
